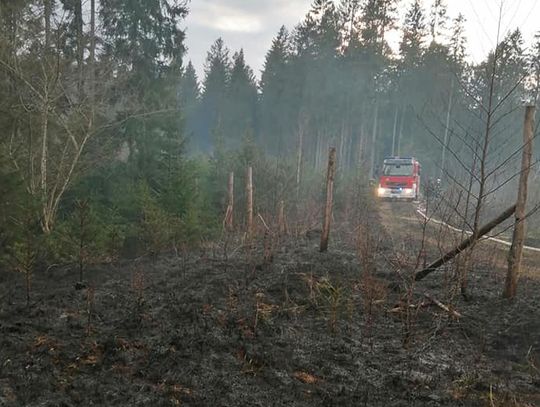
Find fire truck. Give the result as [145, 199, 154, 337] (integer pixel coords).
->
[376, 157, 421, 201]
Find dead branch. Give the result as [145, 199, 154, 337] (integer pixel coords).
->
[424, 293, 462, 319]
[415, 204, 516, 281]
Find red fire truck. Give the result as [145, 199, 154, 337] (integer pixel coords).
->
[376, 157, 421, 201]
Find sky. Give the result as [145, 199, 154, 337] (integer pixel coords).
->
[183, 0, 540, 80]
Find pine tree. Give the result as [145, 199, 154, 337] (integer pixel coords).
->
[200, 38, 230, 150]
[260, 26, 292, 153]
[337, 0, 361, 47]
[99, 0, 188, 183]
[178, 61, 200, 144]
[100, 0, 186, 80]
[400, 0, 427, 66]
[496, 29, 527, 102]
[360, 0, 398, 54]
[449, 13, 467, 63]
[225, 49, 257, 145]
[429, 0, 448, 44]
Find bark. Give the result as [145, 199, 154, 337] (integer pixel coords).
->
[320, 147, 337, 253]
[225, 171, 234, 230]
[504, 106, 535, 299]
[397, 105, 404, 156]
[75, 0, 83, 96]
[89, 0, 96, 101]
[278, 200, 286, 236]
[369, 102, 379, 179]
[391, 107, 398, 156]
[440, 79, 454, 178]
[40, 96, 50, 233]
[246, 166, 253, 239]
[415, 204, 516, 281]
[296, 119, 304, 199]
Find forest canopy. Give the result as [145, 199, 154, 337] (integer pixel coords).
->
[0, 0, 539, 265]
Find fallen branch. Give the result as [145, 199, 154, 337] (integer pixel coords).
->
[257, 213, 271, 233]
[388, 302, 427, 314]
[415, 204, 516, 281]
[424, 293, 462, 319]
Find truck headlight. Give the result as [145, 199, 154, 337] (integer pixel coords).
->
[377, 187, 387, 196]
[403, 188, 414, 195]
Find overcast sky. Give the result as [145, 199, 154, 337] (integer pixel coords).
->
[183, 0, 539, 80]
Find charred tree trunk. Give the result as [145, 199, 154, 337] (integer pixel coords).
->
[278, 200, 286, 236]
[504, 106, 535, 299]
[320, 147, 337, 253]
[225, 171, 234, 230]
[296, 120, 304, 201]
[246, 166, 253, 239]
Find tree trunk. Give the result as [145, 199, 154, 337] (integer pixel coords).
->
[320, 147, 337, 253]
[40, 96, 50, 233]
[75, 0, 83, 96]
[44, 0, 52, 50]
[246, 166, 253, 239]
[278, 200, 286, 236]
[89, 0, 96, 101]
[504, 106, 535, 299]
[369, 102, 379, 179]
[415, 204, 516, 281]
[296, 120, 304, 200]
[391, 107, 398, 156]
[440, 79, 454, 179]
[225, 171, 234, 230]
[397, 105, 404, 156]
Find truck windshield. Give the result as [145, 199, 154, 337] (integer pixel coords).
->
[383, 164, 413, 176]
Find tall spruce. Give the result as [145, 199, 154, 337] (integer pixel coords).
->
[429, 0, 448, 43]
[100, 0, 188, 183]
[360, 0, 398, 54]
[200, 38, 230, 150]
[260, 26, 291, 153]
[449, 13, 467, 63]
[401, 0, 427, 65]
[179, 61, 200, 145]
[225, 49, 257, 146]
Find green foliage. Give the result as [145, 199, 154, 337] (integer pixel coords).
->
[44, 200, 125, 265]
[0, 0, 537, 271]
[138, 182, 179, 257]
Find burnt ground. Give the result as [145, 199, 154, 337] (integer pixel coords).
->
[1, 199, 540, 407]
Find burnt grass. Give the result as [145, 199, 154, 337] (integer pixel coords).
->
[1, 206, 540, 406]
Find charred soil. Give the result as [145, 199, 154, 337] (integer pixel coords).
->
[1, 201, 539, 406]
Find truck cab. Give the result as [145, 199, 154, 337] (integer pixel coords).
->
[376, 157, 421, 201]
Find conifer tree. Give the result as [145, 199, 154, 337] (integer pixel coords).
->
[200, 38, 230, 150]
[400, 0, 427, 66]
[449, 13, 467, 63]
[260, 26, 292, 153]
[225, 49, 257, 146]
[179, 61, 200, 144]
[429, 0, 448, 43]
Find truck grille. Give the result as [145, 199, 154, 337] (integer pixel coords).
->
[387, 182, 408, 188]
